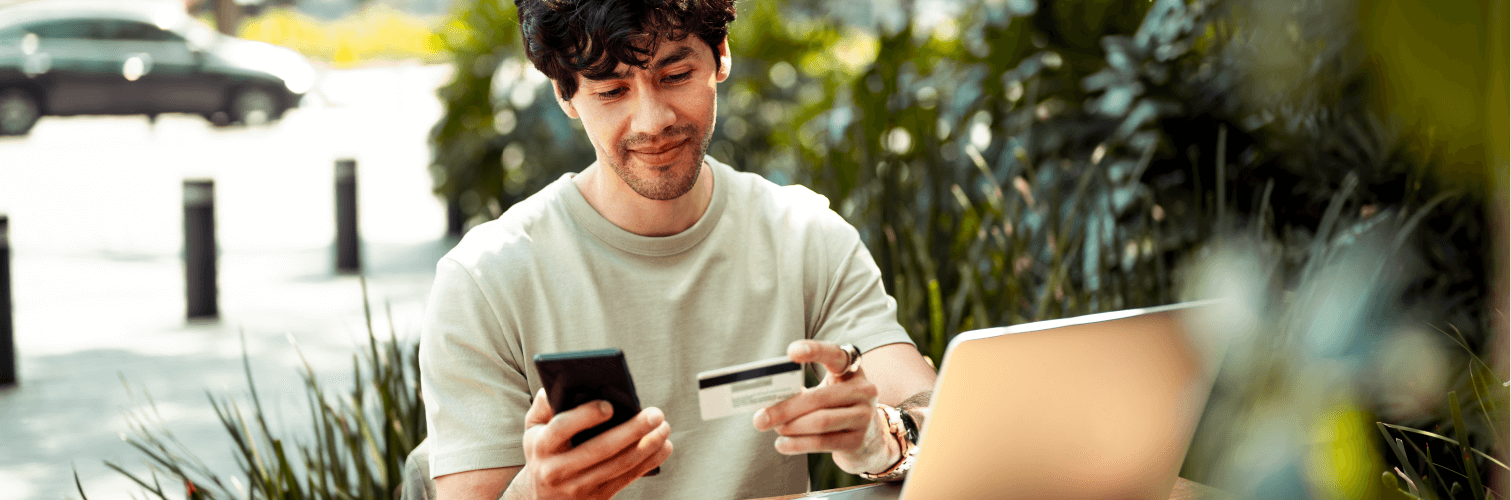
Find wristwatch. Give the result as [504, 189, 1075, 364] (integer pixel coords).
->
[859, 404, 919, 482]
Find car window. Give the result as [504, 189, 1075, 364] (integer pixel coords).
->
[26, 19, 101, 39]
[101, 20, 184, 42]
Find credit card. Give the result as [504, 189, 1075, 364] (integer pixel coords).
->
[696, 356, 804, 421]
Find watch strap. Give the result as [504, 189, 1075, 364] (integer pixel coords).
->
[858, 404, 919, 482]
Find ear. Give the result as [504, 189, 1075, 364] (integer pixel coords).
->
[714, 38, 732, 83]
[550, 80, 580, 119]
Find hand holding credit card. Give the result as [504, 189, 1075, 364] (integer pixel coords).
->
[696, 356, 805, 420]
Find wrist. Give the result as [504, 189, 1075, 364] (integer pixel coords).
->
[864, 406, 903, 473]
[858, 404, 919, 482]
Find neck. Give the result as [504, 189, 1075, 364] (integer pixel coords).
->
[573, 160, 715, 237]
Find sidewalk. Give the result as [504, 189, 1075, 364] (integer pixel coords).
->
[0, 62, 459, 500]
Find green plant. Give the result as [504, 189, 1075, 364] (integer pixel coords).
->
[89, 278, 425, 499]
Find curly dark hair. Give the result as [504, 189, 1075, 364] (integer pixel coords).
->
[515, 0, 737, 100]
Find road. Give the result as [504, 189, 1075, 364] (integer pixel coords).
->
[0, 62, 458, 500]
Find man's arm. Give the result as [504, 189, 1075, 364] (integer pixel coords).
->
[861, 343, 935, 432]
[850, 342, 935, 475]
[435, 467, 521, 500]
[859, 343, 936, 405]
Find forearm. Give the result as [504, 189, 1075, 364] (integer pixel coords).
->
[434, 466, 521, 500]
[497, 476, 528, 500]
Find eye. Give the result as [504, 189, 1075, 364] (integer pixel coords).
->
[596, 87, 627, 100]
[663, 71, 692, 84]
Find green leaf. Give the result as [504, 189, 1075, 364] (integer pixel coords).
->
[1449, 392, 1486, 500]
[1377, 422, 1434, 500]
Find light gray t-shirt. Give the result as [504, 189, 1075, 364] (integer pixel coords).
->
[419, 157, 912, 499]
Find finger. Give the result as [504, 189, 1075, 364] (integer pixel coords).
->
[573, 419, 672, 489]
[773, 405, 873, 437]
[773, 430, 866, 455]
[541, 399, 615, 450]
[524, 388, 554, 430]
[786, 340, 853, 377]
[590, 432, 675, 498]
[563, 407, 666, 464]
[754, 379, 876, 431]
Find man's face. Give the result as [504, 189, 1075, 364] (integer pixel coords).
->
[556, 37, 730, 201]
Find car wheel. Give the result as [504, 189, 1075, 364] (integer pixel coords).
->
[229, 86, 281, 126]
[202, 111, 231, 127]
[0, 88, 41, 136]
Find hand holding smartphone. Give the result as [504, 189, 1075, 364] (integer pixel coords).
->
[533, 348, 661, 476]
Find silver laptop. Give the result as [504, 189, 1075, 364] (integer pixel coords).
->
[806, 301, 1226, 500]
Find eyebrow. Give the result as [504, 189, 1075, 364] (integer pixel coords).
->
[588, 45, 698, 82]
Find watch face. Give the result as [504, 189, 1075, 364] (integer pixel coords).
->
[899, 411, 919, 444]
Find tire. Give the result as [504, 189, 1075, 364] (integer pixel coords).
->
[0, 87, 41, 136]
[228, 85, 282, 126]
[202, 111, 231, 127]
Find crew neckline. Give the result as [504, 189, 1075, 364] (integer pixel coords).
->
[561, 156, 729, 257]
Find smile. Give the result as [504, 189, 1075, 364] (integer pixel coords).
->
[630, 138, 690, 165]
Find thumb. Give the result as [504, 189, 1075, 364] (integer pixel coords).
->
[524, 388, 553, 431]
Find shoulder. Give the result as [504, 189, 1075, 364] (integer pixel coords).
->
[712, 161, 863, 278]
[442, 175, 575, 277]
[719, 162, 851, 236]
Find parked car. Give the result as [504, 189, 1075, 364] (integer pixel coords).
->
[0, 0, 316, 135]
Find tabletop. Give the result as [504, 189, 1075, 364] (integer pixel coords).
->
[750, 477, 1230, 500]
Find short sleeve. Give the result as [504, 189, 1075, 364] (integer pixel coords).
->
[808, 214, 914, 354]
[419, 257, 532, 478]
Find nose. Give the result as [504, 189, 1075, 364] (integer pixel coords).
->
[629, 86, 676, 139]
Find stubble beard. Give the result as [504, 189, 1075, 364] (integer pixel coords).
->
[606, 103, 716, 201]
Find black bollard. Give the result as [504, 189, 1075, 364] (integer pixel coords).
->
[0, 214, 14, 386]
[184, 179, 218, 319]
[335, 159, 360, 273]
[446, 195, 465, 238]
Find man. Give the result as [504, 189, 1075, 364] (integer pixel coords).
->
[417, 0, 937, 498]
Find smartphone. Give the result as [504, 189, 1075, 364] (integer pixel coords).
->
[532, 348, 660, 476]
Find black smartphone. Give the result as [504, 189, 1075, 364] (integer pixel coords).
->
[532, 348, 660, 476]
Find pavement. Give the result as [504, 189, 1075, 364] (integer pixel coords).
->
[0, 61, 460, 500]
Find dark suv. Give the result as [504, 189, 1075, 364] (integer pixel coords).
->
[0, 0, 316, 135]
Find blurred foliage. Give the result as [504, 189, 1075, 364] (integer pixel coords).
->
[236, 5, 448, 66]
[87, 280, 427, 500]
[427, 0, 1505, 496]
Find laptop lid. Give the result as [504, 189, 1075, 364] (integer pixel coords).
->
[898, 300, 1226, 500]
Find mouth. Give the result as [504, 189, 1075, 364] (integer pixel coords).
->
[629, 138, 690, 165]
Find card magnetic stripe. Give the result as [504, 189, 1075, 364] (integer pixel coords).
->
[697, 362, 801, 389]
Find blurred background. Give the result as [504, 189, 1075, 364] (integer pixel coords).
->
[0, 0, 1505, 498]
